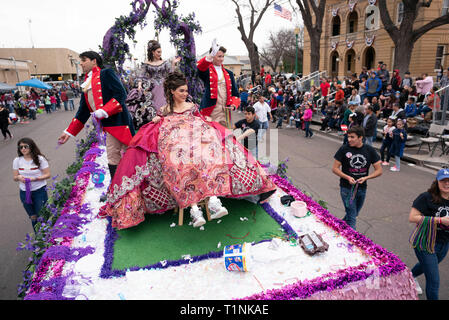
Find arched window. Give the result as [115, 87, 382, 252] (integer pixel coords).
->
[332, 16, 341, 36]
[346, 49, 356, 74]
[347, 11, 358, 34]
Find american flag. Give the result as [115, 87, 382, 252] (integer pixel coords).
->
[274, 3, 292, 21]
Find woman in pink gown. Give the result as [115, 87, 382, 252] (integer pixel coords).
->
[101, 72, 276, 230]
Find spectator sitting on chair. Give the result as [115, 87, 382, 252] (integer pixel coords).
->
[390, 102, 406, 121]
[405, 97, 418, 118]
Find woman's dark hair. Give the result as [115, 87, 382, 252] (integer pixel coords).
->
[428, 180, 444, 204]
[162, 72, 187, 115]
[147, 40, 161, 62]
[79, 51, 104, 68]
[17, 137, 47, 168]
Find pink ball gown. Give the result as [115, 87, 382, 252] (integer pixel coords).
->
[101, 104, 276, 230]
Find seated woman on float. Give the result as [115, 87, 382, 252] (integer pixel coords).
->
[100, 72, 276, 230]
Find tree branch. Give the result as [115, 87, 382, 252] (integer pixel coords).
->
[231, 0, 248, 42]
[378, 0, 399, 39]
[413, 12, 449, 42]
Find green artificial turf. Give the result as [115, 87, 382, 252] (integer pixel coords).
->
[111, 198, 286, 270]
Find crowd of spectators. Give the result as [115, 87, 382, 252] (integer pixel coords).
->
[0, 83, 80, 140]
[235, 61, 448, 170]
[238, 61, 447, 142]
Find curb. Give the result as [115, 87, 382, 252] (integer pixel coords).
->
[309, 122, 445, 172]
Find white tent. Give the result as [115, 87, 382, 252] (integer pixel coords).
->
[0, 82, 17, 92]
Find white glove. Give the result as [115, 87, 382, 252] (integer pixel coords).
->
[210, 38, 220, 57]
[93, 109, 108, 119]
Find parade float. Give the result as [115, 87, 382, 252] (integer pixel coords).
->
[16, 0, 417, 300]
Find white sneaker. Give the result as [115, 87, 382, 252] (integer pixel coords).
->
[414, 278, 423, 295]
[190, 206, 206, 228]
[208, 197, 228, 220]
[390, 166, 400, 172]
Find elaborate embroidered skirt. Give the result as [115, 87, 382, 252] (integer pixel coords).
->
[101, 108, 276, 230]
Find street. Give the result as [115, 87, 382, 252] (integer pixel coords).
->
[0, 105, 79, 300]
[0, 108, 447, 300]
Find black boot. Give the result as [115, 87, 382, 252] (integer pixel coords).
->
[100, 164, 117, 203]
[108, 164, 118, 180]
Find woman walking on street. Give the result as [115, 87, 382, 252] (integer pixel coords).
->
[0, 104, 13, 140]
[12, 138, 51, 232]
[409, 168, 449, 300]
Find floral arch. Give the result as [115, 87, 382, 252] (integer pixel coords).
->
[99, 0, 203, 101]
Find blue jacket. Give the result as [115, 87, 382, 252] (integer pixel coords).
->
[389, 128, 407, 157]
[404, 103, 417, 117]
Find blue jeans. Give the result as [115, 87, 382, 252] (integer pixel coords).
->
[68, 100, 75, 111]
[340, 186, 367, 230]
[258, 121, 268, 141]
[304, 121, 313, 137]
[19, 186, 48, 230]
[411, 241, 449, 300]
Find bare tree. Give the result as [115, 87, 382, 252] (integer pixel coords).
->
[260, 28, 303, 73]
[378, 0, 449, 76]
[231, 0, 276, 73]
[295, 0, 326, 73]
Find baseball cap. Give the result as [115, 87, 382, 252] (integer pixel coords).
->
[436, 168, 449, 181]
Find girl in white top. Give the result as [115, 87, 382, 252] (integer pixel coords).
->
[12, 138, 51, 231]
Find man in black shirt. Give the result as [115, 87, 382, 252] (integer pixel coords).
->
[234, 106, 260, 159]
[332, 126, 382, 230]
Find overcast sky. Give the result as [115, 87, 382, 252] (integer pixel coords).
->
[0, 0, 302, 64]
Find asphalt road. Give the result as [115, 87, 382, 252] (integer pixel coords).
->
[0, 107, 446, 300]
[0, 104, 80, 300]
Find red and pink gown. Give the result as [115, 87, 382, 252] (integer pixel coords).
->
[101, 105, 276, 230]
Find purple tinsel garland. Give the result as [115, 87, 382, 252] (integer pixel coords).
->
[23, 143, 101, 300]
[25, 145, 412, 300]
[237, 173, 410, 300]
[25, 178, 33, 204]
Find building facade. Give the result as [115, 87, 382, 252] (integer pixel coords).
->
[0, 48, 81, 84]
[303, 0, 449, 78]
[0, 58, 31, 85]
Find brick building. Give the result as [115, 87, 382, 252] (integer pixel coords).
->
[303, 0, 449, 78]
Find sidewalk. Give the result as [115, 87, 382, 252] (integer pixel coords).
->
[309, 116, 448, 172]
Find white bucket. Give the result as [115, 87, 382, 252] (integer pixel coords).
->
[291, 201, 308, 218]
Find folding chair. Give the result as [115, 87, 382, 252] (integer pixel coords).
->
[417, 124, 446, 156]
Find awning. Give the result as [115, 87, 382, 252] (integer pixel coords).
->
[16, 79, 53, 90]
[0, 82, 17, 92]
